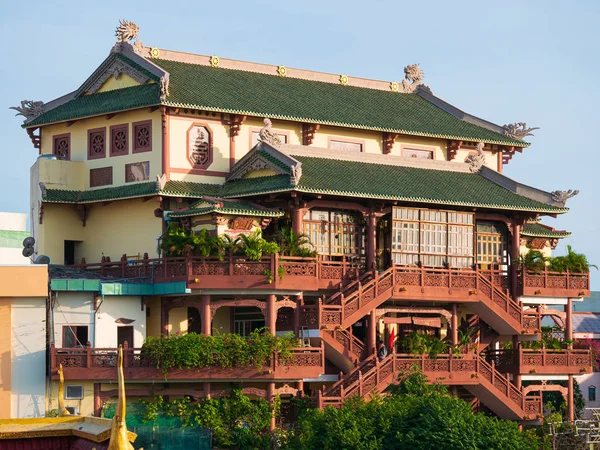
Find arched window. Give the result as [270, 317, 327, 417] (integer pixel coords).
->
[589, 385, 596, 402]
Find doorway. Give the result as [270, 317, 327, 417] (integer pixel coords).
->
[117, 326, 134, 348]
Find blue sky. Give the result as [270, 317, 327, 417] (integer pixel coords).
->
[1, 1, 599, 287]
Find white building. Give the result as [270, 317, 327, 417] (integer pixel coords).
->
[0, 212, 32, 264]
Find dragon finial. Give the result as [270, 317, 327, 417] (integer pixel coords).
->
[115, 20, 139, 43]
[107, 346, 134, 450]
[398, 64, 426, 93]
[502, 122, 539, 140]
[551, 189, 579, 204]
[466, 142, 486, 173]
[10, 100, 45, 121]
[258, 118, 282, 147]
[57, 364, 70, 417]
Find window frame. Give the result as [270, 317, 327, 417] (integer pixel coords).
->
[302, 209, 363, 257]
[52, 133, 71, 161]
[132, 120, 153, 153]
[328, 137, 365, 153]
[62, 325, 89, 348]
[249, 127, 290, 148]
[87, 127, 107, 160]
[590, 385, 597, 402]
[64, 385, 84, 400]
[186, 122, 214, 169]
[400, 143, 437, 160]
[109, 123, 129, 157]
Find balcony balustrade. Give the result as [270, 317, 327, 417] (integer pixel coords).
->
[519, 267, 590, 298]
[50, 342, 325, 381]
[487, 347, 593, 375]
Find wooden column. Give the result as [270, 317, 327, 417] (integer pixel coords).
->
[513, 336, 522, 388]
[294, 293, 303, 335]
[450, 304, 458, 346]
[567, 375, 575, 423]
[297, 380, 304, 397]
[93, 383, 102, 417]
[205, 382, 211, 399]
[267, 295, 277, 336]
[160, 298, 169, 337]
[291, 206, 304, 235]
[201, 294, 211, 335]
[367, 311, 377, 355]
[160, 107, 170, 181]
[366, 207, 377, 271]
[511, 220, 521, 300]
[267, 382, 276, 431]
[565, 298, 573, 347]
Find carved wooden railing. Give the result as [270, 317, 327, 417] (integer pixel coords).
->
[317, 353, 542, 418]
[322, 328, 366, 362]
[519, 267, 590, 298]
[51, 342, 324, 374]
[487, 347, 593, 375]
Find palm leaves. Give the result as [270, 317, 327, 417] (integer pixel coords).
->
[521, 245, 596, 273]
[273, 227, 317, 257]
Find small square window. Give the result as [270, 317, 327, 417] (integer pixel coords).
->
[403, 148, 433, 159]
[133, 120, 152, 153]
[65, 385, 84, 400]
[53, 134, 70, 160]
[589, 386, 596, 402]
[110, 124, 129, 156]
[63, 325, 88, 348]
[88, 128, 106, 160]
[329, 140, 363, 152]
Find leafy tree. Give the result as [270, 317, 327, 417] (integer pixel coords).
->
[274, 227, 317, 257]
[548, 245, 597, 273]
[236, 229, 280, 261]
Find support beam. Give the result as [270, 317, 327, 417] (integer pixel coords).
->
[93, 383, 102, 417]
[366, 207, 377, 271]
[161, 106, 170, 181]
[302, 123, 320, 145]
[267, 382, 276, 431]
[294, 293, 303, 335]
[201, 294, 211, 335]
[367, 311, 377, 355]
[565, 298, 573, 346]
[451, 303, 458, 346]
[297, 380, 304, 397]
[567, 375, 575, 423]
[267, 295, 276, 336]
[291, 205, 305, 235]
[511, 220, 521, 300]
[513, 336, 522, 388]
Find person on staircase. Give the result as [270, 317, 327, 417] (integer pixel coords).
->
[377, 339, 388, 361]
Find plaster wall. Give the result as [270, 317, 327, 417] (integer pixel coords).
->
[95, 296, 146, 348]
[0, 266, 48, 297]
[455, 148, 499, 171]
[576, 373, 600, 417]
[0, 248, 31, 265]
[40, 109, 162, 189]
[10, 297, 46, 418]
[0, 212, 27, 231]
[0, 298, 10, 419]
[212, 307, 231, 334]
[96, 73, 143, 93]
[35, 203, 84, 264]
[310, 125, 381, 155]
[146, 296, 161, 337]
[236, 117, 302, 158]
[169, 306, 188, 334]
[48, 380, 94, 417]
[53, 292, 95, 347]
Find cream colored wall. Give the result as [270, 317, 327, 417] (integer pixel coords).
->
[75, 199, 162, 262]
[95, 296, 146, 348]
[455, 149, 499, 171]
[389, 136, 447, 161]
[95, 73, 144, 93]
[520, 243, 553, 259]
[11, 297, 47, 418]
[40, 109, 162, 189]
[0, 266, 48, 298]
[37, 204, 84, 265]
[146, 297, 161, 337]
[169, 307, 188, 334]
[49, 380, 94, 417]
[310, 125, 381, 154]
[53, 292, 95, 347]
[212, 306, 230, 334]
[236, 117, 302, 157]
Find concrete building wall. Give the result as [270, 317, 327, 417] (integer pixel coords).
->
[53, 292, 95, 347]
[95, 296, 146, 348]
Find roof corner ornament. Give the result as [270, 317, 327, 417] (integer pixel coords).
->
[10, 100, 45, 121]
[156, 174, 167, 190]
[159, 76, 170, 100]
[551, 189, 579, 204]
[467, 142, 486, 173]
[112, 20, 145, 56]
[502, 122, 539, 140]
[290, 165, 302, 185]
[259, 118, 282, 148]
[398, 64, 427, 93]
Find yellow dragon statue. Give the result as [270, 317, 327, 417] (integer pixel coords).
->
[107, 345, 135, 450]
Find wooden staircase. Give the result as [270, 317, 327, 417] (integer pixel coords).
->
[321, 328, 365, 373]
[317, 353, 542, 421]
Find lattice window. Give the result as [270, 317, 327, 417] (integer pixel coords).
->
[133, 120, 152, 153]
[110, 124, 129, 156]
[90, 167, 113, 187]
[125, 162, 150, 182]
[53, 134, 70, 160]
[476, 221, 507, 265]
[302, 209, 362, 256]
[233, 307, 265, 337]
[391, 207, 474, 267]
[187, 124, 213, 169]
[87, 128, 106, 160]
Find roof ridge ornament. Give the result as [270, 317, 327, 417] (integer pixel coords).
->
[259, 118, 282, 147]
[398, 64, 427, 93]
[551, 189, 579, 204]
[112, 19, 145, 56]
[160, 76, 170, 100]
[466, 142, 486, 173]
[502, 122, 539, 140]
[10, 100, 45, 122]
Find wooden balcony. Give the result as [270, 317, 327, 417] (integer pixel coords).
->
[518, 268, 590, 298]
[50, 343, 325, 381]
[488, 347, 593, 375]
[73, 254, 362, 291]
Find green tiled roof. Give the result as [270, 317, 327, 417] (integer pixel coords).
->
[169, 199, 283, 218]
[222, 156, 567, 214]
[522, 222, 571, 239]
[0, 230, 30, 248]
[44, 181, 159, 204]
[26, 83, 160, 127]
[161, 180, 222, 198]
[154, 59, 526, 147]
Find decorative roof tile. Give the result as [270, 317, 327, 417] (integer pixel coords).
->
[168, 199, 283, 218]
[521, 222, 571, 239]
[44, 181, 159, 204]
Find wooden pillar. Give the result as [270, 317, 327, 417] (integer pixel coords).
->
[451, 303, 458, 346]
[160, 298, 169, 337]
[512, 336, 522, 388]
[567, 375, 575, 423]
[294, 293, 303, 335]
[511, 220, 521, 300]
[161, 107, 171, 181]
[267, 382, 276, 431]
[367, 311, 377, 355]
[366, 208, 377, 271]
[297, 380, 304, 397]
[291, 206, 304, 235]
[204, 382, 211, 399]
[201, 294, 211, 335]
[565, 297, 573, 348]
[93, 383, 102, 417]
[267, 295, 277, 336]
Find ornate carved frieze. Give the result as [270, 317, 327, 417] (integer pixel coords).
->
[551, 189, 579, 204]
[227, 151, 290, 181]
[159, 76, 170, 100]
[275, 384, 298, 396]
[382, 133, 398, 154]
[210, 299, 266, 320]
[302, 123, 320, 145]
[275, 298, 298, 311]
[502, 122, 539, 140]
[86, 58, 151, 94]
[466, 142, 486, 173]
[10, 100, 45, 121]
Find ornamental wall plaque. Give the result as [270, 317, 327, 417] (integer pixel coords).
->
[187, 124, 213, 169]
